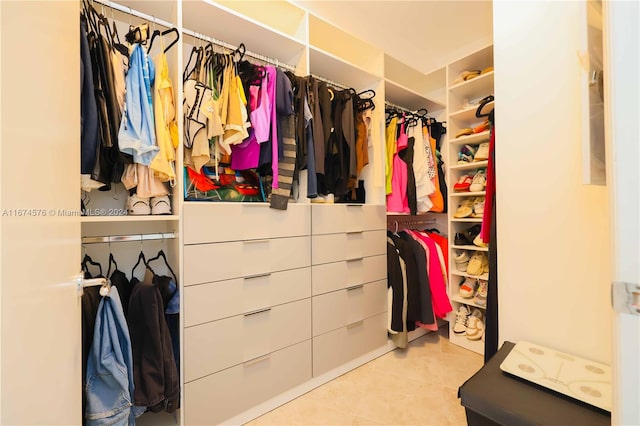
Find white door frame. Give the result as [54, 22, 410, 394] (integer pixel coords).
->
[603, 1, 640, 425]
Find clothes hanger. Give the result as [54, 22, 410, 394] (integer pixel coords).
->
[476, 95, 495, 118]
[82, 254, 103, 277]
[131, 250, 147, 280]
[147, 28, 180, 54]
[146, 249, 178, 284]
[106, 252, 118, 277]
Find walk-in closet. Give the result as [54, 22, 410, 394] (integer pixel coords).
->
[1, 0, 636, 425]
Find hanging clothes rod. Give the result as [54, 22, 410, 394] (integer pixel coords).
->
[309, 73, 350, 91]
[385, 101, 416, 114]
[93, 0, 174, 29]
[82, 232, 176, 245]
[182, 29, 297, 72]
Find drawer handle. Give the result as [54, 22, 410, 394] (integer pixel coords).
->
[346, 284, 364, 291]
[244, 307, 272, 317]
[346, 231, 363, 235]
[243, 354, 271, 367]
[346, 320, 364, 328]
[244, 273, 272, 280]
[346, 257, 363, 263]
[244, 239, 270, 244]
[346, 204, 363, 207]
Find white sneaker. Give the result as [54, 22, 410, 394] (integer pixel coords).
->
[454, 250, 470, 272]
[469, 170, 486, 192]
[474, 280, 488, 307]
[127, 194, 151, 215]
[474, 142, 490, 162]
[150, 195, 172, 215]
[453, 305, 471, 334]
[459, 277, 477, 298]
[466, 309, 485, 340]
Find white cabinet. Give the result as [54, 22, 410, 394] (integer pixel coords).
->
[446, 45, 494, 355]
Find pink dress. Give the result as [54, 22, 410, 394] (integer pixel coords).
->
[386, 119, 409, 213]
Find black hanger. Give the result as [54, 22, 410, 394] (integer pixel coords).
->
[146, 249, 178, 284]
[106, 252, 118, 277]
[131, 251, 147, 280]
[147, 27, 180, 54]
[82, 254, 103, 277]
[357, 89, 376, 99]
[183, 45, 201, 82]
[476, 95, 495, 118]
[232, 43, 246, 63]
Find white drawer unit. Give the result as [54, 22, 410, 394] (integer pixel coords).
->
[311, 204, 386, 234]
[312, 229, 386, 265]
[184, 267, 311, 326]
[312, 254, 386, 296]
[184, 340, 312, 426]
[184, 298, 311, 382]
[312, 280, 387, 336]
[312, 312, 388, 377]
[184, 235, 310, 285]
[184, 203, 310, 244]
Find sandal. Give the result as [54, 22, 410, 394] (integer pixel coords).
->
[454, 199, 474, 218]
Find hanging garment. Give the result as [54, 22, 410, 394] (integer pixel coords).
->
[257, 67, 279, 187]
[387, 119, 409, 213]
[121, 163, 169, 198]
[304, 97, 318, 198]
[80, 17, 99, 176]
[118, 44, 159, 166]
[411, 232, 452, 319]
[399, 132, 417, 215]
[402, 231, 437, 328]
[85, 286, 135, 426]
[385, 117, 398, 195]
[355, 110, 369, 179]
[411, 121, 435, 212]
[270, 69, 297, 210]
[425, 124, 444, 213]
[232, 70, 268, 170]
[387, 235, 408, 348]
[430, 121, 448, 212]
[149, 51, 178, 183]
[127, 271, 179, 414]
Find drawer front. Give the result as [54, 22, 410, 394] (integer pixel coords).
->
[312, 230, 386, 265]
[184, 203, 310, 244]
[184, 340, 311, 426]
[312, 312, 387, 377]
[184, 267, 311, 326]
[313, 280, 387, 336]
[184, 299, 311, 382]
[184, 236, 310, 285]
[312, 254, 386, 295]
[311, 204, 386, 234]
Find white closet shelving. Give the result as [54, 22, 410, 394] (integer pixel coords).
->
[81, 0, 484, 424]
[446, 44, 494, 355]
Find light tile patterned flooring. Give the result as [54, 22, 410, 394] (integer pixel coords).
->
[245, 330, 484, 426]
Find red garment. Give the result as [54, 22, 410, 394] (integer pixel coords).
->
[408, 231, 452, 319]
[481, 126, 495, 243]
[426, 232, 449, 275]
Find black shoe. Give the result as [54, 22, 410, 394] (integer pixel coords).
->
[454, 232, 472, 246]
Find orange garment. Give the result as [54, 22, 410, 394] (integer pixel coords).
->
[355, 111, 369, 178]
[424, 125, 444, 212]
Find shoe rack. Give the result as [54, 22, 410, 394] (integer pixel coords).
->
[446, 44, 494, 354]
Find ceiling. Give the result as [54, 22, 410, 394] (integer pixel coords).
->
[291, 1, 494, 74]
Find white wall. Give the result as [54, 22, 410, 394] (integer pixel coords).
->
[493, 1, 612, 364]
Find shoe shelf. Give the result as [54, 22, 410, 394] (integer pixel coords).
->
[446, 44, 493, 357]
[451, 270, 489, 281]
[451, 218, 483, 223]
[450, 161, 488, 171]
[448, 327, 484, 355]
[450, 294, 486, 310]
[449, 131, 491, 146]
[451, 191, 486, 197]
[80, 215, 180, 223]
[451, 244, 489, 252]
[448, 101, 494, 122]
[448, 71, 494, 95]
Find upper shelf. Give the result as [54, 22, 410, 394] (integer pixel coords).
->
[449, 101, 494, 122]
[449, 71, 494, 97]
[309, 46, 382, 89]
[449, 131, 491, 146]
[81, 215, 180, 223]
[112, 0, 178, 23]
[384, 80, 445, 112]
[448, 44, 494, 86]
[182, 0, 306, 66]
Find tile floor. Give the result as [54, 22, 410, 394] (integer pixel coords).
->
[245, 329, 484, 426]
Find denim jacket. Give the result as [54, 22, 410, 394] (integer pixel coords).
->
[85, 287, 135, 426]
